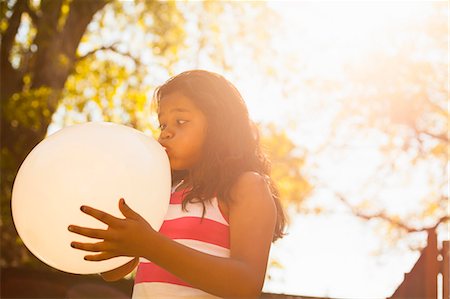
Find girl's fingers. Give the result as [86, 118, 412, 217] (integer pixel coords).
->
[80, 205, 122, 227]
[118, 198, 140, 219]
[68, 225, 108, 239]
[84, 252, 116, 262]
[70, 241, 107, 252]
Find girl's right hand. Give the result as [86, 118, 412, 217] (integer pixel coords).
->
[100, 256, 139, 282]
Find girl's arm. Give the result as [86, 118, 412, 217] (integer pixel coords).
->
[141, 172, 276, 297]
[100, 256, 139, 282]
[69, 171, 276, 298]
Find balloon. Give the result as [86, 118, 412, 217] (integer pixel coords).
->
[11, 122, 171, 274]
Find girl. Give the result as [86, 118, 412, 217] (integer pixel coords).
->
[68, 70, 286, 298]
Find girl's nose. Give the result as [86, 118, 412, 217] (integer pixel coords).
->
[159, 129, 173, 140]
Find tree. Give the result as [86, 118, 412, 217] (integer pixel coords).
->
[316, 2, 448, 246]
[1, 0, 308, 270]
[260, 123, 312, 209]
[1, 0, 190, 268]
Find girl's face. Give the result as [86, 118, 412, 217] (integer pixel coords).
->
[157, 92, 208, 171]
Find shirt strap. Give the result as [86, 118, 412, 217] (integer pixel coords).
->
[171, 180, 185, 194]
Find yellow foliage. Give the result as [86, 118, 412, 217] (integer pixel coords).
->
[1, 19, 8, 33]
[5, 87, 53, 130]
[260, 124, 312, 207]
[431, 143, 448, 157]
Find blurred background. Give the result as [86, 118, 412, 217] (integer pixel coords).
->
[1, 1, 448, 298]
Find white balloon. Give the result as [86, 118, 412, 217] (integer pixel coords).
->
[11, 122, 171, 274]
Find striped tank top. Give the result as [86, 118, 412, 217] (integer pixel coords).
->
[132, 184, 230, 298]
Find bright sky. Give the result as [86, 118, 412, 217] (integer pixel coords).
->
[242, 2, 446, 298]
[45, 1, 447, 298]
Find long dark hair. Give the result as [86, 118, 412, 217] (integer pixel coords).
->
[154, 70, 286, 241]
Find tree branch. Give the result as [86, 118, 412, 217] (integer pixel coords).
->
[419, 129, 449, 144]
[1, 0, 26, 57]
[23, 0, 39, 26]
[60, 0, 110, 59]
[76, 43, 142, 66]
[1, 0, 26, 102]
[332, 189, 449, 233]
[30, 0, 109, 90]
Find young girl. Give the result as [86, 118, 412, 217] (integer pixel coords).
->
[68, 70, 286, 298]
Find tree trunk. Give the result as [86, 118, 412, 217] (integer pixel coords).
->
[0, 0, 109, 267]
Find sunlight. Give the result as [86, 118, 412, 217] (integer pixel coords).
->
[268, 1, 432, 79]
[257, 2, 446, 298]
[35, 1, 446, 298]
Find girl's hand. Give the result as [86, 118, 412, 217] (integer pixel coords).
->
[100, 256, 139, 281]
[68, 198, 155, 261]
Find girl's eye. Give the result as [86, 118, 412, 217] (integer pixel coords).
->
[158, 120, 186, 130]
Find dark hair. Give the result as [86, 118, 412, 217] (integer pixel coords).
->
[154, 70, 286, 241]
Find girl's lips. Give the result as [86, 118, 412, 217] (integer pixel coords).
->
[160, 144, 171, 155]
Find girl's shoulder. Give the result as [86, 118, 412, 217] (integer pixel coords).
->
[227, 171, 277, 231]
[230, 171, 269, 194]
[218, 171, 269, 212]
[229, 171, 274, 208]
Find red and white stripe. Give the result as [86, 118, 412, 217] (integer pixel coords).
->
[132, 190, 230, 298]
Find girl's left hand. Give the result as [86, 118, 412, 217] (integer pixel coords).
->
[68, 198, 155, 261]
